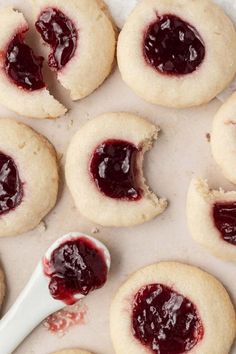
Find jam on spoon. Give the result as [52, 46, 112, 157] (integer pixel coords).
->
[143, 14, 205, 75]
[0, 152, 23, 215]
[90, 139, 142, 201]
[132, 284, 204, 354]
[44, 236, 108, 305]
[35, 8, 78, 70]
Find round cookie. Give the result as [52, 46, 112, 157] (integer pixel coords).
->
[110, 262, 236, 354]
[0, 7, 66, 119]
[211, 92, 236, 185]
[0, 119, 59, 237]
[117, 0, 236, 108]
[51, 350, 93, 354]
[187, 177, 236, 262]
[33, 0, 116, 100]
[65, 112, 167, 227]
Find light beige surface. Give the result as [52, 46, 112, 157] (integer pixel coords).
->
[110, 262, 236, 354]
[0, 1, 235, 354]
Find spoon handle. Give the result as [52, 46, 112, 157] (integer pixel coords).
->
[0, 265, 62, 354]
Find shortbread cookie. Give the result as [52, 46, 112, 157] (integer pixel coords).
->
[110, 262, 236, 354]
[33, 0, 116, 100]
[0, 7, 66, 119]
[211, 92, 236, 185]
[117, 0, 236, 108]
[187, 177, 236, 262]
[66, 112, 167, 227]
[0, 119, 58, 237]
[51, 350, 93, 354]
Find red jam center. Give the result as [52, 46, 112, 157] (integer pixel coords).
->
[5, 34, 45, 91]
[132, 284, 203, 354]
[35, 8, 78, 70]
[213, 202, 236, 245]
[0, 153, 23, 215]
[144, 14, 205, 75]
[90, 139, 141, 201]
[44, 237, 108, 305]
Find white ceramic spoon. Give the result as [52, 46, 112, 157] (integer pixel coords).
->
[0, 232, 111, 354]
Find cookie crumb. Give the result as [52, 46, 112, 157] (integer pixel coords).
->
[92, 227, 100, 234]
[68, 119, 73, 128]
[206, 133, 211, 142]
[39, 220, 47, 232]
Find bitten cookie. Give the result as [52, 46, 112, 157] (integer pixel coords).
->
[0, 119, 59, 237]
[211, 92, 236, 185]
[33, 0, 116, 100]
[51, 350, 93, 354]
[0, 7, 66, 119]
[65, 112, 167, 227]
[117, 0, 236, 108]
[187, 177, 236, 262]
[110, 262, 236, 354]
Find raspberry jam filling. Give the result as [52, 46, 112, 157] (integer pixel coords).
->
[0, 152, 23, 215]
[44, 237, 108, 305]
[213, 202, 236, 245]
[5, 34, 45, 91]
[35, 8, 78, 70]
[90, 139, 142, 201]
[132, 284, 204, 354]
[143, 14, 205, 75]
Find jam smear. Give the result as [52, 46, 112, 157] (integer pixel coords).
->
[132, 284, 203, 354]
[90, 139, 141, 201]
[213, 202, 236, 245]
[44, 237, 108, 305]
[0, 153, 23, 215]
[35, 8, 78, 70]
[5, 34, 44, 91]
[144, 14, 205, 75]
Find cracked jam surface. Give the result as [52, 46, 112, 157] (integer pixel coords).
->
[213, 202, 236, 245]
[5, 34, 44, 90]
[44, 237, 108, 305]
[143, 14, 205, 75]
[35, 8, 77, 70]
[132, 284, 204, 354]
[90, 139, 142, 201]
[0, 152, 23, 215]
